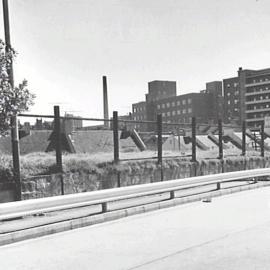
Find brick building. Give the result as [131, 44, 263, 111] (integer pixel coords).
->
[132, 80, 222, 132]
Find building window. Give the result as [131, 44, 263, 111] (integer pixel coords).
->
[227, 84, 230, 88]
[188, 108, 192, 113]
[183, 109, 186, 114]
[182, 100, 186, 105]
[227, 92, 230, 96]
[172, 111, 175, 116]
[188, 98, 191, 104]
[233, 83, 238, 87]
[157, 104, 160, 109]
[162, 113, 166, 117]
[167, 112, 171, 116]
[162, 104, 165, 109]
[167, 103, 170, 108]
[177, 110, 181, 115]
[228, 101, 230, 105]
[177, 101, 180, 106]
[234, 100, 238, 104]
[172, 102, 175, 107]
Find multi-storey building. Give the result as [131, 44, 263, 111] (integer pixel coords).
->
[242, 68, 270, 128]
[132, 80, 222, 132]
[223, 77, 241, 124]
[132, 101, 147, 131]
[205, 81, 224, 123]
[155, 93, 211, 125]
[223, 67, 270, 128]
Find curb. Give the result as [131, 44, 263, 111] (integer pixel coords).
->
[1, 182, 270, 246]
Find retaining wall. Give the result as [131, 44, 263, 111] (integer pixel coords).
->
[20, 156, 270, 200]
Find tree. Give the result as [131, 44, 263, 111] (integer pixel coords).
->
[0, 39, 35, 135]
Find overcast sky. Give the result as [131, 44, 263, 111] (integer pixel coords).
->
[1, 0, 270, 121]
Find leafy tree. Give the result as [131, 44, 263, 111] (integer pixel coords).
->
[0, 39, 35, 134]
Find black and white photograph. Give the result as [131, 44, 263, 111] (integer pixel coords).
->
[1, 0, 270, 269]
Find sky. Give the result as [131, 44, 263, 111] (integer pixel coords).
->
[1, 0, 270, 122]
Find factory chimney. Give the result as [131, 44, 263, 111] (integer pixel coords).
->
[103, 76, 109, 128]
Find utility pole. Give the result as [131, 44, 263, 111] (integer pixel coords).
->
[3, 0, 21, 200]
[3, 0, 14, 87]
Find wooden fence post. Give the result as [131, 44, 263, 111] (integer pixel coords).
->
[218, 119, 223, 160]
[242, 120, 246, 156]
[191, 117, 196, 162]
[113, 111, 119, 163]
[54, 106, 64, 195]
[157, 114, 163, 181]
[11, 115, 21, 201]
[261, 120, 265, 158]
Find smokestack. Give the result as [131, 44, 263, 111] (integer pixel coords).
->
[103, 76, 109, 128]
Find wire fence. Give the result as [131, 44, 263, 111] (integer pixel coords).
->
[5, 105, 267, 200]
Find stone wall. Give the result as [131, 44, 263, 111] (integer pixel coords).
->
[20, 156, 270, 200]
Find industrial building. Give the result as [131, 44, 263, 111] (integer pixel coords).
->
[132, 80, 223, 132]
[132, 67, 270, 132]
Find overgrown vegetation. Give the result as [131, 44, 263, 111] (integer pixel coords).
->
[0, 149, 268, 182]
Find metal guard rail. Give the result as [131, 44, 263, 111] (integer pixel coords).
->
[0, 168, 270, 220]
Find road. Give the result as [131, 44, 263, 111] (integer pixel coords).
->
[1, 187, 270, 269]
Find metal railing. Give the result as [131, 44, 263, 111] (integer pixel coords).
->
[0, 168, 269, 221]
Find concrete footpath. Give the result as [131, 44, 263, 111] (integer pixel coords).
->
[1, 187, 270, 269]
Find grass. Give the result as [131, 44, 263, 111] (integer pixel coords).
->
[0, 149, 268, 182]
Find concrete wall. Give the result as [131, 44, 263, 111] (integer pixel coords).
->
[19, 156, 270, 200]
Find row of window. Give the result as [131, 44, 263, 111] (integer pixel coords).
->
[247, 95, 270, 102]
[226, 82, 238, 88]
[161, 108, 192, 117]
[247, 104, 270, 111]
[162, 117, 192, 123]
[133, 115, 146, 121]
[227, 100, 239, 105]
[247, 77, 270, 84]
[246, 86, 270, 94]
[226, 90, 239, 96]
[248, 113, 266, 119]
[157, 98, 192, 109]
[133, 107, 145, 113]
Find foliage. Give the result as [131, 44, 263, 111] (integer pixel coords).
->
[0, 39, 35, 134]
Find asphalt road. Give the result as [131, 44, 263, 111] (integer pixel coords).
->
[1, 187, 270, 270]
